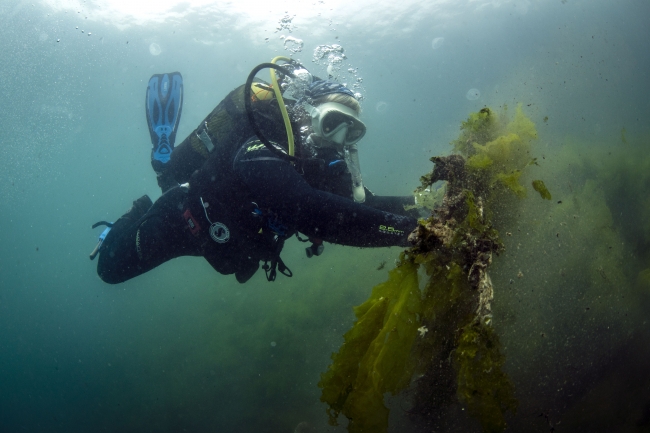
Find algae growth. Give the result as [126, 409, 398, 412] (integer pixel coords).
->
[532, 180, 552, 200]
[319, 104, 544, 432]
[318, 260, 420, 432]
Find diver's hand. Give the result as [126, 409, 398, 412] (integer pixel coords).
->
[413, 183, 446, 212]
[413, 187, 430, 207]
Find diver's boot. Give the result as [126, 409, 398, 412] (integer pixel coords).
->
[111, 195, 154, 235]
[156, 171, 179, 193]
[125, 195, 154, 221]
[89, 195, 153, 260]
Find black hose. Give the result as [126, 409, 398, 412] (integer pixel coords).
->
[91, 221, 113, 229]
[244, 63, 299, 162]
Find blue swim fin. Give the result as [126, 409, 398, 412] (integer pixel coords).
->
[146, 72, 183, 172]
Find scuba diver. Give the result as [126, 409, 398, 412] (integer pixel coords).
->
[90, 58, 420, 284]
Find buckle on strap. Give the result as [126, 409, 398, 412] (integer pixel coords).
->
[195, 121, 222, 153]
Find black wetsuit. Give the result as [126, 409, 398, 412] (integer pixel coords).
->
[96, 84, 418, 284]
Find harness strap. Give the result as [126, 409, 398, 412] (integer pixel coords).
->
[277, 256, 293, 277]
[262, 237, 292, 281]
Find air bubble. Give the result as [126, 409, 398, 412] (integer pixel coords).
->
[466, 88, 480, 100]
[314, 44, 345, 79]
[276, 14, 295, 33]
[431, 37, 444, 50]
[149, 43, 161, 56]
[283, 36, 303, 54]
[313, 44, 345, 63]
[375, 101, 389, 113]
[326, 64, 336, 78]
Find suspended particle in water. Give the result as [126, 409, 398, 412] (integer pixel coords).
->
[375, 101, 389, 113]
[149, 43, 161, 56]
[466, 88, 480, 100]
[270, 341, 277, 347]
[431, 37, 444, 50]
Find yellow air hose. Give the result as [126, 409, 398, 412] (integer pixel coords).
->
[269, 56, 295, 157]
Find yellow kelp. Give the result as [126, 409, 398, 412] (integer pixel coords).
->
[320, 105, 542, 432]
[462, 105, 539, 201]
[319, 260, 420, 433]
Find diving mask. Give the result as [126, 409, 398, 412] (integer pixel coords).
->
[308, 102, 366, 146]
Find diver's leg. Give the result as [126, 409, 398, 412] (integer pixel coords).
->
[96, 188, 197, 284]
[94, 195, 152, 283]
[146, 72, 183, 193]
